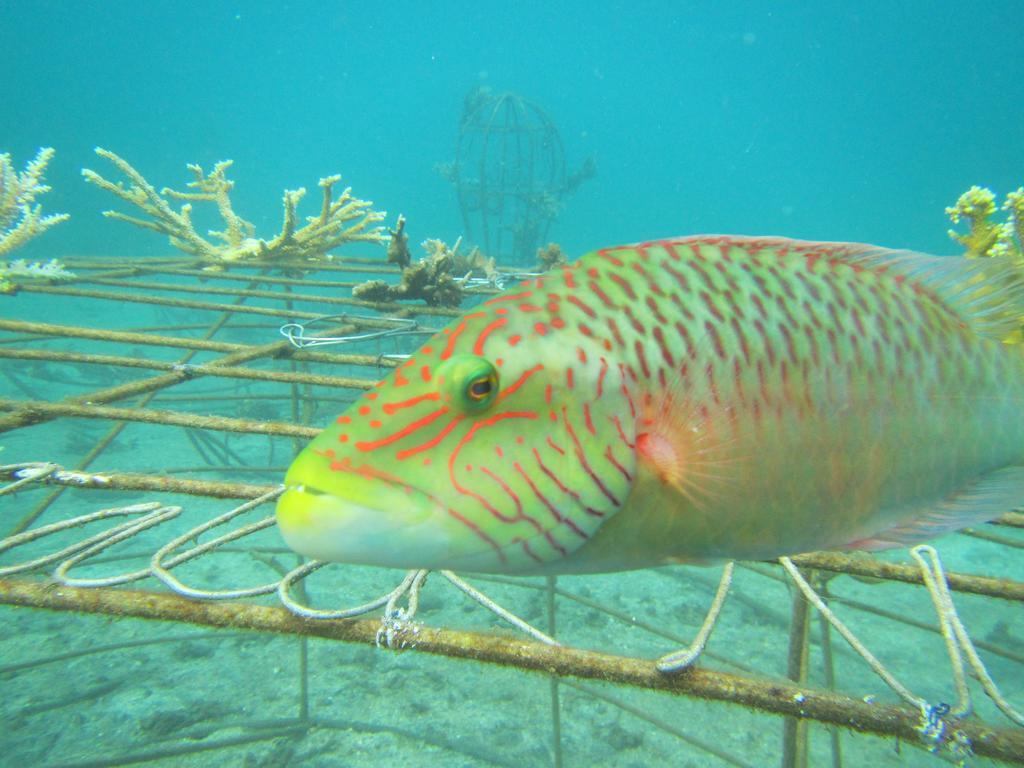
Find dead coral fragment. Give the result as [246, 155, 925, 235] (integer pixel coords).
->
[535, 242, 568, 272]
[0, 147, 70, 258]
[449, 242, 499, 285]
[386, 214, 412, 268]
[354, 237, 464, 307]
[946, 185, 1022, 260]
[82, 147, 387, 265]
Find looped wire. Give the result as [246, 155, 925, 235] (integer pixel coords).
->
[149, 486, 285, 600]
[1, 501, 179, 583]
[279, 313, 426, 349]
[910, 543, 1024, 728]
[54, 504, 183, 587]
[279, 563, 426, 621]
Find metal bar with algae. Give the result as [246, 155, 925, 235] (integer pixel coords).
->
[17, 282, 464, 319]
[0, 318, 408, 367]
[0, 320, 371, 434]
[0, 399, 321, 439]
[0, 576, 1021, 764]
[0, 349, 378, 388]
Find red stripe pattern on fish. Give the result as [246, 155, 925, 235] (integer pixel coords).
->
[277, 235, 1024, 574]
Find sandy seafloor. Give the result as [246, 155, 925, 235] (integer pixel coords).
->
[1, 264, 1022, 768]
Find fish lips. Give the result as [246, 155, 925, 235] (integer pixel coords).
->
[275, 481, 457, 569]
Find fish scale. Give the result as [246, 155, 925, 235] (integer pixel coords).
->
[276, 235, 1024, 574]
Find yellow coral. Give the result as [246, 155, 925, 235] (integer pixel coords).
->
[946, 185, 1022, 261]
[946, 185, 1024, 344]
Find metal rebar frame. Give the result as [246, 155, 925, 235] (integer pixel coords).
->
[1, 254, 1023, 767]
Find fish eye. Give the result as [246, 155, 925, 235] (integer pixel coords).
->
[467, 372, 496, 401]
[436, 354, 499, 412]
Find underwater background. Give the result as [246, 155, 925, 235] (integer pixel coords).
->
[2, 1, 1024, 767]
[3, 0, 1023, 260]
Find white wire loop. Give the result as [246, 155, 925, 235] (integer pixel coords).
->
[279, 313, 426, 349]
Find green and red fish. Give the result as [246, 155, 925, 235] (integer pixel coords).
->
[276, 235, 1024, 574]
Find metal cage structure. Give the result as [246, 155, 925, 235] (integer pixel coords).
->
[449, 89, 570, 267]
[0, 254, 1023, 767]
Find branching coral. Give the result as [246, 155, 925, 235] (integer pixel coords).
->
[82, 148, 388, 266]
[0, 147, 70, 258]
[946, 185, 1022, 260]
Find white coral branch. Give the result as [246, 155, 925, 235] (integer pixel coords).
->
[0, 148, 70, 258]
[83, 148, 387, 265]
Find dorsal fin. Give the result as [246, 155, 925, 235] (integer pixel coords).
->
[818, 243, 1024, 342]
[655, 236, 1024, 342]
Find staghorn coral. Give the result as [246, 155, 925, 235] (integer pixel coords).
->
[0, 147, 70, 258]
[82, 148, 388, 266]
[946, 185, 1022, 260]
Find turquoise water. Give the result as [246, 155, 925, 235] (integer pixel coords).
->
[2, 2, 1023, 766]
[3, 1, 1023, 260]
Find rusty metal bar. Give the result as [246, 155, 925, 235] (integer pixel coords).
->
[0, 399, 319, 439]
[0, 323, 364, 435]
[781, 579, 812, 768]
[0, 351, 377, 388]
[0, 318, 246, 352]
[0, 577, 1019, 763]
[83, 274, 498, 299]
[0, 467, 273, 499]
[133, 264, 399, 285]
[0, 318, 409, 367]
[17, 283, 463, 318]
[790, 551, 1024, 603]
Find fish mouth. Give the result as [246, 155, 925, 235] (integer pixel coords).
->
[275, 477, 456, 569]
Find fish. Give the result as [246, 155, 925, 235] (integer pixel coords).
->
[276, 235, 1024, 574]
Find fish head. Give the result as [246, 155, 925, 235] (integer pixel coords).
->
[277, 284, 637, 573]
